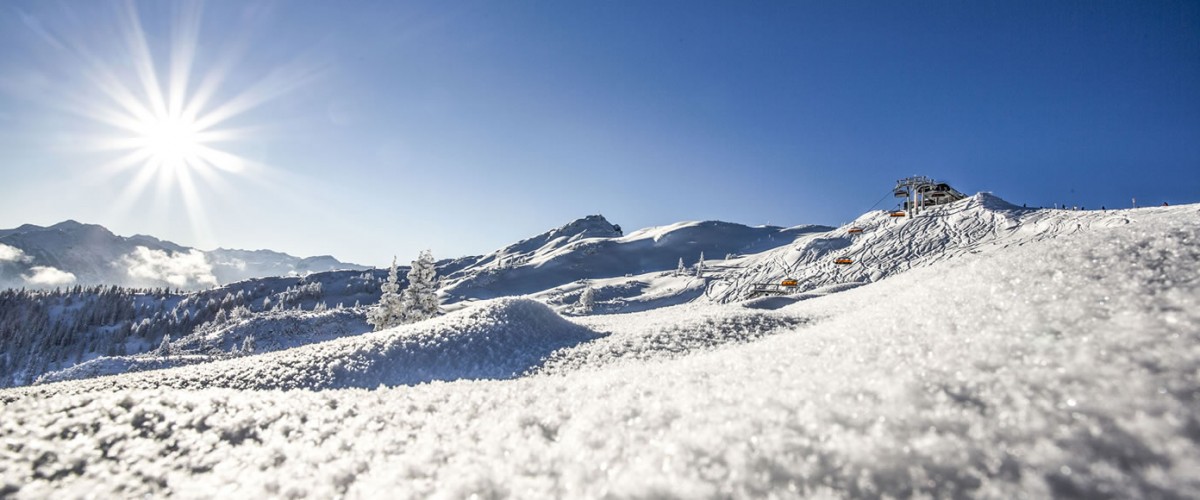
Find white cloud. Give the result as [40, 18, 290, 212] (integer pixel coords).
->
[23, 266, 76, 286]
[0, 243, 31, 263]
[214, 257, 247, 271]
[122, 246, 219, 288]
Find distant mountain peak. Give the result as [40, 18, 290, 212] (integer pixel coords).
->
[0, 221, 368, 289]
[550, 214, 623, 239]
[50, 220, 85, 229]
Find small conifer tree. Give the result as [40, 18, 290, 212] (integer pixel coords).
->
[401, 250, 441, 323]
[578, 286, 596, 314]
[367, 257, 406, 331]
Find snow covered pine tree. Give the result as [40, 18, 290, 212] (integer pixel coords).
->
[366, 257, 406, 331]
[401, 250, 440, 323]
[157, 334, 171, 357]
[578, 286, 596, 314]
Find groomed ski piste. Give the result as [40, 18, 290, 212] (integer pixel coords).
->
[1, 194, 1198, 498]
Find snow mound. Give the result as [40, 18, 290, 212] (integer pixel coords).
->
[318, 297, 603, 388]
[23, 298, 602, 392]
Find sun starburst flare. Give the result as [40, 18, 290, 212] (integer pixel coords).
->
[58, 1, 321, 246]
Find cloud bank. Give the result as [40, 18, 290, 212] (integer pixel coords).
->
[0, 243, 32, 263]
[122, 246, 219, 288]
[23, 266, 77, 286]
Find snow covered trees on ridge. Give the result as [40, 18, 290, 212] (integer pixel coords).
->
[0, 271, 383, 387]
[367, 251, 441, 331]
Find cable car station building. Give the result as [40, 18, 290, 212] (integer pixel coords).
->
[893, 176, 966, 216]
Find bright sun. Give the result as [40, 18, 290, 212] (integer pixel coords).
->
[69, 2, 301, 246]
[71, 3, 318, 244]
[136, 113, 204, 170]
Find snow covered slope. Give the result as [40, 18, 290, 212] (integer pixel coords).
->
[706, 193, 1157, 302]
[1, 201, 1196, 498]
[441, 214, 829, 300]
[0, 220, 368, 289]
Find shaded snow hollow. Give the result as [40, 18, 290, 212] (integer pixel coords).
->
[1, 202, 1198, 498]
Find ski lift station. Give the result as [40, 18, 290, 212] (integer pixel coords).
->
[893, 175, 966, 215]
[748, 176, 966, 298]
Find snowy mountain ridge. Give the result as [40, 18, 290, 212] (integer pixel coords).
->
[440, 215, 830, 301]
[0, 220, 370, 290]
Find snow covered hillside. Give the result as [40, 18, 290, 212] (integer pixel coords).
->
[0, 199, 1196, 497]
[0, 270, 385, 387]
[706, 193, 1157, 303]
[439, 214, 829, 300]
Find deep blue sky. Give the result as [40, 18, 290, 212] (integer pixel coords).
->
[1, 1, 1197, 265]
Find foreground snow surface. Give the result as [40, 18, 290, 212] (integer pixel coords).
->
[2, 206, 1199, 498]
